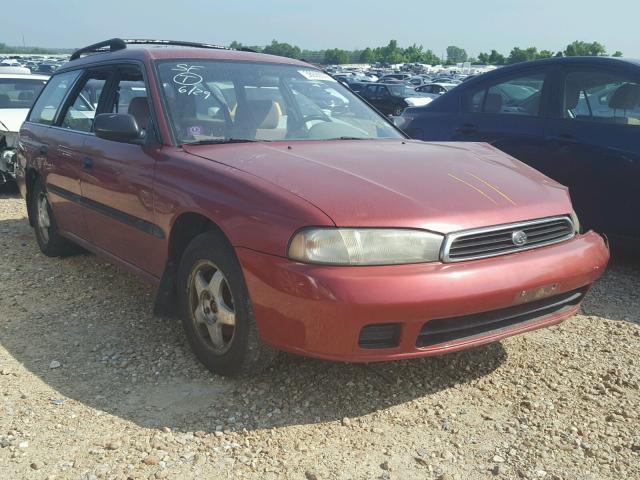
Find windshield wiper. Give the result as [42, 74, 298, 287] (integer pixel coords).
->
[182, 138, 267, 146]
[323, 136, 372, 141]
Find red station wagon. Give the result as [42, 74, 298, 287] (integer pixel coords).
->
[16, 39, 609, 376]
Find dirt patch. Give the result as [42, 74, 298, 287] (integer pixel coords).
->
[1, 193, 638, 479]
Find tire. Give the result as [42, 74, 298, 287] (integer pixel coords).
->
[393, 106, 404, 116]
[32, 177, 76, 257]
[177, 231, 277, 377]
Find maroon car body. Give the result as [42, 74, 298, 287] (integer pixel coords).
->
[16, 41, 609, 375]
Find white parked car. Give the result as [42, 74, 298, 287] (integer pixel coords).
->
[0, 70, 49, 186]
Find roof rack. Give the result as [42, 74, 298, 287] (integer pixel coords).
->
[70, 38, 230, 61]
[70, 38, 126, 61]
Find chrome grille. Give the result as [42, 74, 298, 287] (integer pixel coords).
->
[442, 216, 575, 262]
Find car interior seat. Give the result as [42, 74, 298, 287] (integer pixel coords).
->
[234, 100, 285, 140]
[564, 83, 582, 118]
[608, 83, 640, 125]
[484, 93, 503, 113]
[0, 94, 11, 108]
[127, 96, 150, 131]
[18, 91, 34, 102]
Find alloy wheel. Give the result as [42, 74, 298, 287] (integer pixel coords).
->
[187, 260, 236, 354]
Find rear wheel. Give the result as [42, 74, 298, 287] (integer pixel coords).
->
[177, 231, 277, 377]
[32, 178, 76, 257]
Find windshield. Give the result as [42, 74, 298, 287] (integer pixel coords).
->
[0, 78, 48, 109]
[156, 60, 402, 144]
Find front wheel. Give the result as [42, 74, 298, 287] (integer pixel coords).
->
[177, 231, 277, 377]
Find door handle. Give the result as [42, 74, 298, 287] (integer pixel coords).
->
[39, 145, 48, 155]
[455, 124, 478, 135]
[82, 157, 93, 170]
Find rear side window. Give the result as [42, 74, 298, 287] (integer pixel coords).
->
[28, 71, 81, 125]
[564, 69, 640, 126]
[61, 74, 109, 133]
[466, 73, 545, 116]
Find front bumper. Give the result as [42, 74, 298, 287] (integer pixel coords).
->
[237, 231, 609, 362]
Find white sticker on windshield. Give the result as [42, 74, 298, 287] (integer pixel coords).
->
[298, 69, 337, 82]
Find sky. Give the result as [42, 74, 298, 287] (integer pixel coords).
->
[4, 0, 639, 58]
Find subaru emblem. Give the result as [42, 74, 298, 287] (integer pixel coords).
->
[511, 230, 528, 246]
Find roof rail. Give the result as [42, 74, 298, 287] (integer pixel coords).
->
[70, 38, 231, 61]
[121, 39, 230, 51]
[70, 38, 126, 61]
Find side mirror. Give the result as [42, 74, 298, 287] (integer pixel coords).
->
[94, 113, 142, 143]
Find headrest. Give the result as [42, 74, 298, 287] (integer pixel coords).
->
[484, 93, 503, 113]
[18, 91, 34, 101]
[609, 83, 640, 110]
[127, 97, 150, 130]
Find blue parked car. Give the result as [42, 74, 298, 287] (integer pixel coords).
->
[400, 57, 640, 238]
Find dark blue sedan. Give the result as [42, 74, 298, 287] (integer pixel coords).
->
[400, 57, 640, 238]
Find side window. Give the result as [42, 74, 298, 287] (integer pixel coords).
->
[466, 73, 545, 116]
[28, 71, 81, 125]
[564, 69, 640, 126]
[109, 68, 150, 132]
[61, 74, 109, 132]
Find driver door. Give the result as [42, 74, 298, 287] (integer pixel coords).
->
[80, 64, 165, 277]
[451, 68, 553, 169]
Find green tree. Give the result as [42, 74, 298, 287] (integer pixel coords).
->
[422, 49, 440, 65]
[403, 44, 424, 63]
[564, 41, 607, 57]
[612, 51, 624, 57]
[381, 40, 405, 64]
[446, 45, 468, 64]
[507, 47, 539, 64]
[478, 49, 505, 65]
[359, 47, 375, 63]
[537, 50, 554, 59]
[324, 48, 349, 65]
[262, 40, 301, 59]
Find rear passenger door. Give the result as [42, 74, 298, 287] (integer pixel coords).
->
[80, 64, 165, 277]
[22, 70, 91, 240]
[453, 68, 552, 168]
[544, 66, 640, 236]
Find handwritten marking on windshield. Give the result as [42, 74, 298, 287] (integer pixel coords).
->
[172, 64, 212, 99]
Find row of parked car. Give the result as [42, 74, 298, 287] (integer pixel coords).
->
[0, 54, 69, 74]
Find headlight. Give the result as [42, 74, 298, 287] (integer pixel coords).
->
[287, 228, 444, 265]
[570, 210, 581, 234]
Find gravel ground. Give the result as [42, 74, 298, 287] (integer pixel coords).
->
[0, 191, 638, 480]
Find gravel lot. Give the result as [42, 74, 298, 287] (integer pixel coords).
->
[0, 191, 638, 480]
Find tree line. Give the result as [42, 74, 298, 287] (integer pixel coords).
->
[1, 39, 624, 65]
[230, 39, 624, 66]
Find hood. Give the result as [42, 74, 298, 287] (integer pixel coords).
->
[0, 109, 29, 133]
[184, 140, 572, 234]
